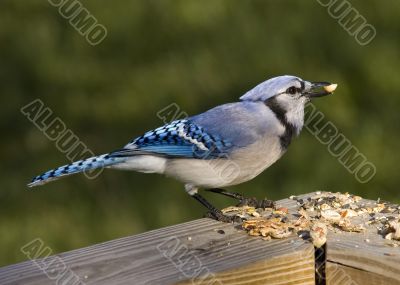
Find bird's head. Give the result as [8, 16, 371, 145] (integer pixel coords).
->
[240, 75, 337, 133]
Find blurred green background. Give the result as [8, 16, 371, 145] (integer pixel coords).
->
[1, 0, 399, 266]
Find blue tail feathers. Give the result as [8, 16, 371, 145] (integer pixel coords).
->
[28, 153, 125, 187]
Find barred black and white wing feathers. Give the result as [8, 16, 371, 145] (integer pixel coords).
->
[110, 119, 233, 159]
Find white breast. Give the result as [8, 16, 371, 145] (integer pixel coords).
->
[227, 134, 284, 185]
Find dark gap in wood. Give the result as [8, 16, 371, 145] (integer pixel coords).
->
[315, 244, 327, 285]
[326, 260, 371, 273]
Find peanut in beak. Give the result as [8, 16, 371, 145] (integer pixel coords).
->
[323, 83, 338, 93]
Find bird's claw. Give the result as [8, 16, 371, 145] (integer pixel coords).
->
[206, 188, 276, 210]
[205, 211, 244, 223]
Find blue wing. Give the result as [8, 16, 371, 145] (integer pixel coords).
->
[110, 120, 233, 159]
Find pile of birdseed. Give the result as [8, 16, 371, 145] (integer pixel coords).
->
[221, 192, 400, 248]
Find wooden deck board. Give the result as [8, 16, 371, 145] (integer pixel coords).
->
[326, 229, 400, 283]
[0, 196, 315, 285]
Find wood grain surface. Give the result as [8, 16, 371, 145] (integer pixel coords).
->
[0, 216, 314, 284]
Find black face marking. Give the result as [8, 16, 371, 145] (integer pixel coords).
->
[265, 97, 296, 150]
[300, 80, 305, 91]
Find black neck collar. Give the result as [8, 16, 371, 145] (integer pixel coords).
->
[265, 98, 297, 149]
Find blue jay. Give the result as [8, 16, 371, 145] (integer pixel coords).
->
[28, 75, 337, 221]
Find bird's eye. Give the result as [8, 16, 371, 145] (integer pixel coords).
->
[287, 86, 297, 95]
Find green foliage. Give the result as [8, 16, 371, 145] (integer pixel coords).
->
[0, 0, 399, 266]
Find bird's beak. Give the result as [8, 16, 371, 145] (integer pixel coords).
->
[304, 82, 338, 98]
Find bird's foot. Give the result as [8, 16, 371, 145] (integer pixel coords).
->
[192, 192, 242, 223]
[206, 188, 276, 209]
[205, 211, 244, 223]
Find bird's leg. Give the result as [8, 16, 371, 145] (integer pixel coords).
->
[191, 193, 237, 223]
[206, 188, 275, 209]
